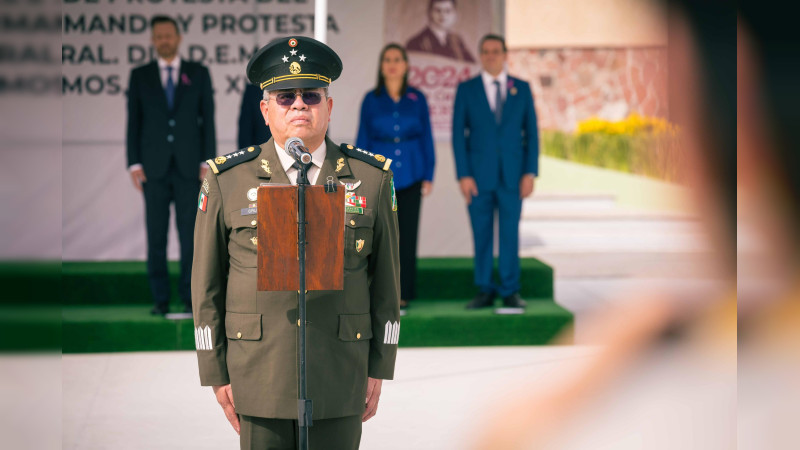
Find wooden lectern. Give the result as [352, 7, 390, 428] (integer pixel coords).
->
[255, 181, 344, 449]
[256, 185, 344, 291]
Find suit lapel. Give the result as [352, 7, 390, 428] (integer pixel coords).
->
[145, 62, 169, 111]
[174, 60, 189, 109]
[500, 77, 518, 125]
[315, 138, 353, 186]
[253, 138, 291, 184]
[473, 77, 494, 120]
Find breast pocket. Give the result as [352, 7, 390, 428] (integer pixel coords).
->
[230, 213, 258, 268]
[344, 209, 375, 270]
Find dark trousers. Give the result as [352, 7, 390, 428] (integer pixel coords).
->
[467, 185, 523, 298]
[141, 159, 199, 308]
[396, 181, 422, 301]
[239, 414, 362, 450]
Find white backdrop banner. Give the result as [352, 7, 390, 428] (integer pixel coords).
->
[59, 1, 479, 260]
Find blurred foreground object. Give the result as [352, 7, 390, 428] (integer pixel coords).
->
[469, 1, 764, 448]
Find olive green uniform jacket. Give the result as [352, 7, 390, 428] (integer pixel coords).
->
[191, 138, 400, 419]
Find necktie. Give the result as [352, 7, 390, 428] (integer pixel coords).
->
[493, 80, 503, 124]
[165, 66, 175, 110]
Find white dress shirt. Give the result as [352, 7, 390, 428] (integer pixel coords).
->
[157, 57, 181, 88]
[481, 70, 508, 113]
[275, 140, 327, 185]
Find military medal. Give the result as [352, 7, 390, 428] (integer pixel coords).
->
[247, 188, 258, 202]
[340, 180, 361, 191]
[261, 159, 272, 175]
[355, 239, 364, 252]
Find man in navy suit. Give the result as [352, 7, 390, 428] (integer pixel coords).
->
[126, 15, 216, 315]
[452, 34, 539, 309]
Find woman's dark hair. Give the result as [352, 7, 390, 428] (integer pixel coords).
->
[374, 43, 409, 97]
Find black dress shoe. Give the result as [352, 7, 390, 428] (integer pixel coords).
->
[466, 291, 496, 309]
[502, 293, 527, 308]
[150, 304, 169, 316]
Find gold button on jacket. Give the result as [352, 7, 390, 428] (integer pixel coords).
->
[191, 138, 400, 420]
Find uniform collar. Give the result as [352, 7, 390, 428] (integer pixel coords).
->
[275, 140, 326, 174]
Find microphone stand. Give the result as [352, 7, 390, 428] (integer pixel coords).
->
[296, 160, 313, 450]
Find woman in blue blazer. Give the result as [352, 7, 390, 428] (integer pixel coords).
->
[357, 43, 436, 312]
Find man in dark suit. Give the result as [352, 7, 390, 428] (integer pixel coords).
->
[452, 34, 539, 310]
[126, 15, 216, 315]
[406, 0, 475, 63]
[237, 83, 272, 149]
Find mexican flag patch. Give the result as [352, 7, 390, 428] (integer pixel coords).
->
[198, 192, 208, 212]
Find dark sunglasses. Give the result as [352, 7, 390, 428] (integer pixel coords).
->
[273, 90, 323, 106]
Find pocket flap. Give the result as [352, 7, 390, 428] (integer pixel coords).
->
[231, 213, 258, 229]
[345, 210, 374, 228]
[225, 312, 262, 340]
[338, 313, 373, 341]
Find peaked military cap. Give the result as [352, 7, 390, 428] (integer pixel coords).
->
[246, 36, 343, 91]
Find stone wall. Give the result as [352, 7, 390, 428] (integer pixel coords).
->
[508, 47, 669, 131]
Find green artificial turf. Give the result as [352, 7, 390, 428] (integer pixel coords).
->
[61, 300, 573, 353]
[0, 261, 61, 305]
[56, 258, 554, 305]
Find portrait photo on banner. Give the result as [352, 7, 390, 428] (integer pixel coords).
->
[383, 0, 492, 140]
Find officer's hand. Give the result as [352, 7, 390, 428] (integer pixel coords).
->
[362, 377, 383, 422]
[459, 177, 478, 205]
[199, 166, 208, 181]
[421, 181, 433, 196]
[520, 174, 535, 199]
[213, 384, 240, 435]
[130, 168, 147, 192]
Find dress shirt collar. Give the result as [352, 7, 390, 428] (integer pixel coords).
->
[429, 26, 448, 46]
[481, 70, 508, 90]
[157, 57, 181, 86]
[275, 140, 326, 173]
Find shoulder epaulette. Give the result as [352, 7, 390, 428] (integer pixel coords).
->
[207, 145, 261, 174]
[340, 143, 391, 171]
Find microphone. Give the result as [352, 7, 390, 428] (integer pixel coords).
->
[285, 137, 312, 165]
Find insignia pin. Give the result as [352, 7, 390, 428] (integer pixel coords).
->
[247, 188, 258, 202]
[335, 157, 345, 173]
[355, 239, 365, 252]
[261, 159, 272, 175]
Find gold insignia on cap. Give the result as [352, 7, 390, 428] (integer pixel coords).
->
[375, 154, 386, 163]
[355, 239, 365, 252]
[261, 159, 272, 175]
[288, 38, 298, 47]
[289, 62, 301, 74]
[248, 146, 255, 152]
[335, 157, 345, 173]
[215, 156, 227, 165]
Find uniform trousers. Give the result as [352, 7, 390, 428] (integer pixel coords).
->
[141, 157, 199, 309]
[395, 181, 422, 301]
[467, 184, 523, 298]
[239, 414, 362, 450]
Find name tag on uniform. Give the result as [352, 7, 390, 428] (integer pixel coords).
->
[240, 207, 257, 216]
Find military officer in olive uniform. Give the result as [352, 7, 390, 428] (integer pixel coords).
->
[191, 36, 400, 449]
